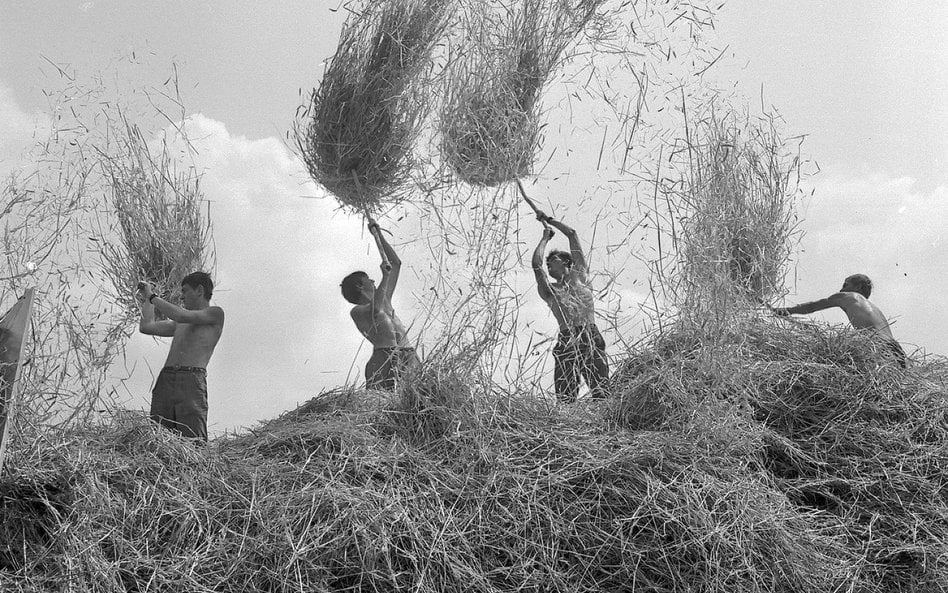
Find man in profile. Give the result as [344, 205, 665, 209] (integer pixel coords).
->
[137, 272, 225, 440]
[340, 217, 418, 390]
[773, 273, 905, 367]
[531, 211, 609, 402]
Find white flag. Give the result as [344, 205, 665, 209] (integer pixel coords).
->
[0, 288, 35, 473]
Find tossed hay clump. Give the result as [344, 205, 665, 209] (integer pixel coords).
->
[299, 0, 452, 213]
[3, 317, 946, 591]
[99, 120, 212, 317]
[440, 0, 604, 186]
[670, 109, 802, 319]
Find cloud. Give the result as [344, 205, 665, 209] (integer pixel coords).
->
[121, 114, 379, 432]
[0, 83, 48, 179]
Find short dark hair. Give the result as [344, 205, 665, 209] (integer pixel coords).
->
[546, 250, 573, 267]
[341, 271, 369, 304]
[181, 271, 214, 299]
[845, 274, 872, 298]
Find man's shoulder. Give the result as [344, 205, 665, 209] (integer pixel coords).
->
[828, 291, 862, 305]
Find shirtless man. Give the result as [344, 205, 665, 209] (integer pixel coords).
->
[340, 218, 418, 390]
[773, 273, 905, 367]
[532, 212, 608, 402]
[137, 272, 225, 440]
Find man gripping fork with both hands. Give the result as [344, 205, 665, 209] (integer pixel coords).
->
[531, 211, 609, 402]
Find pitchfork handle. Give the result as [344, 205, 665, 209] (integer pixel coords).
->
[515, 180, 551, 230]
[366, 216, 390, 268]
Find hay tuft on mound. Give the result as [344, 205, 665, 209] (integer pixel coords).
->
[98, 119, 212, 318]
[299, 0, 453, 213]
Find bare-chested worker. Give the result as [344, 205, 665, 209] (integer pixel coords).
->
[532, 211, 609, 402]
[340, 218, 418, 390]
[136, 272, 225, 441]
[772, 273, 905, 367]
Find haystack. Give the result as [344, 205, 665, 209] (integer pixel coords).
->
[98, 119, 212, 318]
[298, 0, 452, 214]
[3, 316, 945, 591]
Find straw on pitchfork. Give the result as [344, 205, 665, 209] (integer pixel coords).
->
[440, 0, 604, 225]
[98, 118, 212, 320]
[298, 0, 452, 260]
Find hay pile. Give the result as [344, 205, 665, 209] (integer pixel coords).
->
[2, 318, 945, 592]
[299, 0, 452, 213]
[99, 119, 212, 317]
[440, 0, 604, 186]
[612, 315, 948, 591]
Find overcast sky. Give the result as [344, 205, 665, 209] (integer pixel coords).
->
[1, 1, 945, 434]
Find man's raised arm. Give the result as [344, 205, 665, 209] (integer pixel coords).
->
[541, 213, 587, 277]
[137, 283, 176, 336]
[532, 227, 555, 301]
[368, 217, 401, 300]
[138, 282, 223, 327]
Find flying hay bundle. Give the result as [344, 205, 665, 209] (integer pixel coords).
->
[676, 110, 801, 315]
[440, 0, 603, 186]
[299, 0, 452, 214]
[99, 121, 212, 316]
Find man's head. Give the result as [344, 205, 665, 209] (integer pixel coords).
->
[841, 274, 872, 298]
[180, 271, 214, 309]
[546, 250, 573, 280]
[341, 271, 373, 304]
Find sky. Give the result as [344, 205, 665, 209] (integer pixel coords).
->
[1, 1, 946, 434]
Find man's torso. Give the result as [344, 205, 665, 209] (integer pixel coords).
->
[164, 312, 224, 368]
[548, 277, 596, 329]
[352, 304, 410, 349]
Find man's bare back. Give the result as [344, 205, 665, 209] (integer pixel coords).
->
[775, 274, 895, 339]
[773, 273, 904, 367]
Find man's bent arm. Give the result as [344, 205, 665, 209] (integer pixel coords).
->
[139, 301, 176, 336]
[545, 217, 588, 276]
[532, 231, 554, 301]
[369, 220, 401, 298]
[374, 263, 394, 312]
[151, 297, 224, 326]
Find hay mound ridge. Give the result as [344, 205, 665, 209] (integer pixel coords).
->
[1, 319, 946, 592]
